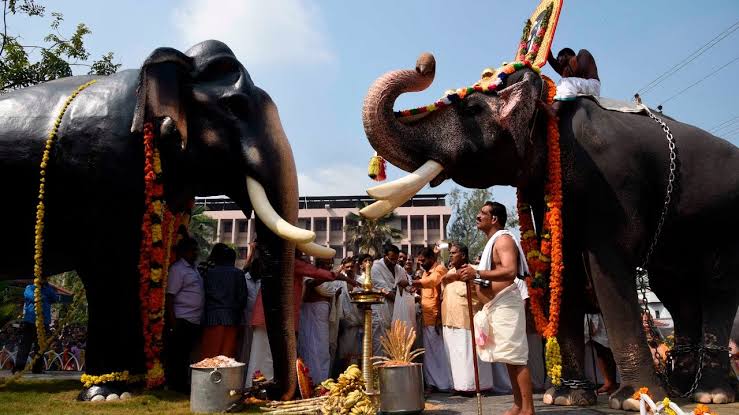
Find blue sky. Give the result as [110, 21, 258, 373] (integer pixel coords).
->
[12, 1, 739, 209]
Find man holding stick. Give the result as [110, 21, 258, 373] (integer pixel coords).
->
[458, 201, 534, 415]
[442, 242, 493, 397]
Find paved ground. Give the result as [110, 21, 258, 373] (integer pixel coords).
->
[423, 391, 739, 415]
[3, 371, 739, 414]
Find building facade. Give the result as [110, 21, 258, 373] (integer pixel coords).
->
[198, 194, 451, 264]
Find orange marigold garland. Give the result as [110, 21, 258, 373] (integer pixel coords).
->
[137, 122, 191, 388]
[517, 74, 564, 385]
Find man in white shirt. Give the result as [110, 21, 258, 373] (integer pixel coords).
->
[370, 245, 405, 356]
[165, 237, 203, 394]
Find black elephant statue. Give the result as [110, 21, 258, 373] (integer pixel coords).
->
[360, 52, 739, 409]
[0, 40, 329, 400]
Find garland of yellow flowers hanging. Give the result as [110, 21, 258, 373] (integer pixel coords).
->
[517, 75, 564, 385]
[33, 80, 97, 361]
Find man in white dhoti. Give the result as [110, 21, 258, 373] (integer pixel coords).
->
[370, 245, 404, 357]
[459, 201, 535, 415]
[336, 256, 368, 375]
[584, 313, 618, 394]
[442, 241, 494, 394]
[412, 247, 453, 393]
[544, 47, 599, 120]
[298, 258, 343, 384]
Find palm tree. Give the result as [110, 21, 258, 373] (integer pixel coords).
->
[344, 207, 402, 257]
[189, 205, 217, 260]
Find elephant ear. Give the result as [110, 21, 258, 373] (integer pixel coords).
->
[131, 47, 195, 149]
[497, 71, 542, 160]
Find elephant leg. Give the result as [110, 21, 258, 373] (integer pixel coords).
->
[585, 249, 667, 411]
[694, 252, 738, 404]
[543, 250, 597, 406]
[652, 270, 702, 397]
[77, 266, 144, 401]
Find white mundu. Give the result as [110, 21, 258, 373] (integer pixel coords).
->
[473, 230, 530, 365]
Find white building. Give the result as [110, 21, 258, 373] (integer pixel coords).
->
[197, 194, 452, 264]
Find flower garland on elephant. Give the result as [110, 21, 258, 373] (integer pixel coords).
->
[29, 80, 98, 381]
[517, 75, 564, 386]
[138, 122, 192, 388]
[79, 124, 191, 389]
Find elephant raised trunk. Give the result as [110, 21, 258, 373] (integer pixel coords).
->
[362, 52, 438, 174]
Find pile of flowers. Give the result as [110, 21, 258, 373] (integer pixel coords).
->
[517, 75, 564, 385]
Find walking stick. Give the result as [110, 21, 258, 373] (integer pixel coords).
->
[465, 280, 483, 415]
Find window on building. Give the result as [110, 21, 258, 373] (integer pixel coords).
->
[314, 218, 327, 231]
[223, 221, 232, 233]
[655, 309, 660, 319]
[411, 244, 426, 256]
[238, 220, 248, 233]
[410, 217, 424, 230]
[400, 217, 408, 231]
[427, 217, 440, 229]
[330, 218, 343, 231]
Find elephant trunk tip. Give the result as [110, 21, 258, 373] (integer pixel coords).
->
[416, 52, 436, 77]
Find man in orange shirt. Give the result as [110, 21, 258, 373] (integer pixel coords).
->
[411, 247, 452, 393]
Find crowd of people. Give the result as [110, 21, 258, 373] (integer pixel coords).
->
[2, 319, 87, 372]
[160, 201, 559, 415]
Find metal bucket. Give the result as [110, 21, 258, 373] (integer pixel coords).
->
[378, 363, 424, 414]
[190, 362, 246, 413]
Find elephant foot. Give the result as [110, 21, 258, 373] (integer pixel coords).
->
[692, 367, 736, 404]
[542, 385, 597, 406]
[694, 387, 735, 404]
[77, 383, 132, 402]
[608, 383, 666, 412]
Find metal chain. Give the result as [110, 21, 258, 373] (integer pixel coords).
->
[640, 108, 678, 269]
[561, 378, 596, 390]
[633, 108, 707, 398]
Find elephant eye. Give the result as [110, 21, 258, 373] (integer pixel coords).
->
[461, 102, 484, 117]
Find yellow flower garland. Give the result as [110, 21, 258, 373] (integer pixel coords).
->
[80, 371, 129, 388]
[545, 337, 562, 385]
[662, 398, 677, 415]
[34, 79, 97, 355]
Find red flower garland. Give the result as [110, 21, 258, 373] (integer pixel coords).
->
[137, 122, 191, 388]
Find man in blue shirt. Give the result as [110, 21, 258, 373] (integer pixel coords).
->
[13, 278, 58, 374]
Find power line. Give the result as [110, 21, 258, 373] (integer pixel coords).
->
[720, 125, 739, 138]
[658, 55, 739, 106]
[709, 115, 739, 133]
[636, 20, 739, 96]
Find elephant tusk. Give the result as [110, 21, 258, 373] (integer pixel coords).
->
[359, 199, 398, 220]
[366, 160, 443, 200]
[296, 242, 336, 258]
[359, 185, 419, 220]
[246, 176, 316, 244]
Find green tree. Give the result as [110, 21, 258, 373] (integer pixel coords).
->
[0, 0, 120, 92]
[446, 187, 519, 260]
[49, 271, 87, 325]
[344, 208, 402, 258]
[0, 281, 24, 327]
[189, 204, 217, 260]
